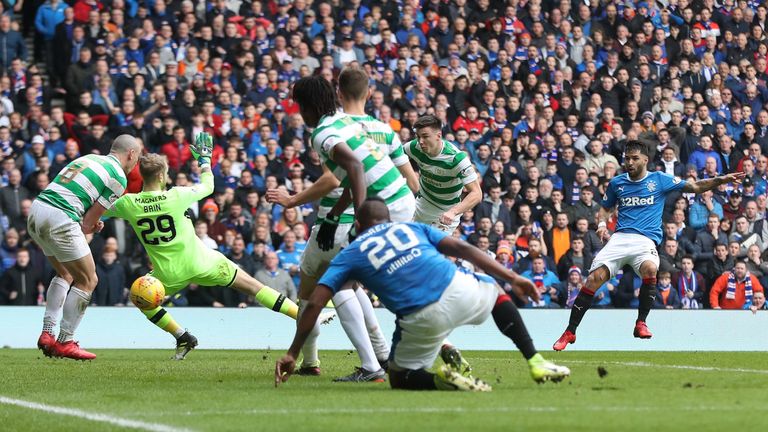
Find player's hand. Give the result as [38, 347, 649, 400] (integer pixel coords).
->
[510, 276, 540, 303]
[347, 225, 357, 243]
[266, 188, 293, 207]
[596, 225, 610, 242]
[721, 171, 746, 185]
[275, 354, 296, 387]
[191, 132, 213, 165]
[94, 220, 104, 233]
[316, 217, 339, 251]
[439, 210, 456, 226]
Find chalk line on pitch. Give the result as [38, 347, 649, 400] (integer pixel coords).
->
[0, 396, 193, 432]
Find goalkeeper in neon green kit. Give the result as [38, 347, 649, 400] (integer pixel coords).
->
[106, 133, 298, 359]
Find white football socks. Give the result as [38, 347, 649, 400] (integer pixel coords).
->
[57, 286, 91, 343]
[354, 286, 390, 362]
[42, 277, 69, 334]
[333, 288, 380, 372]
[298, 301, 320, 368]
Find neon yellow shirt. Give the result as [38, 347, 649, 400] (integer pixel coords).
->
[106, 171, 214, 284]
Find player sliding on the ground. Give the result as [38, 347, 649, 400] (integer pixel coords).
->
[31, 135, 141, 360]
[105, 133, 300, 360]
[276, 198, 570, 391]
[553, 140, 745, 351]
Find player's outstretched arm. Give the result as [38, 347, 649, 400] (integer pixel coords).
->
[266, 164, 340, 208]
[275, 284, 334, 387]
[437, 236, 540, 302]
[683, 172, 746, 194]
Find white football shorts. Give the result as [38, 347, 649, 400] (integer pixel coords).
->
[589, 232, 660, 278]
[390, 269, 499, 370]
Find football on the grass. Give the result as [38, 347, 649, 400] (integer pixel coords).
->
[130, 275, 165, 310]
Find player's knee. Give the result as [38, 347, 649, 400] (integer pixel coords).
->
[587, 269, 607, 287]
[639, 263, 658, 279]
[74, 273, 98, 291]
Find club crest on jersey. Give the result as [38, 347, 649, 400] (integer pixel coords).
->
[647, 180, 657, 192]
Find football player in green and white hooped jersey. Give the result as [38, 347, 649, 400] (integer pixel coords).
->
[28, 134, 142, 360]
[404, 115, 482, 233]
[269, 69, 417, 382]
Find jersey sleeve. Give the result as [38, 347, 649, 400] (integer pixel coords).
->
[658, 171, 687, 193]
[173, 170, 214, 206]
[97, 174, 127, 210]
[317, 249, 355, 294]
[455, 152, 478, 185]
[103, 195, 128, 219]
[418, 223, 450, 246]
[388, 133, 409, 167]
[601, 179, 618, 209]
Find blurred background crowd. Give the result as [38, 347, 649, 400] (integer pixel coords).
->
[0, 0, 767, 311]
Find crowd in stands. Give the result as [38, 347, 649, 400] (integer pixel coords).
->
[1, 0, 767, 312]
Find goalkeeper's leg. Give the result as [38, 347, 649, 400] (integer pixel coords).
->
[141, 306, 186, 339]
[230, 270, 298, 319]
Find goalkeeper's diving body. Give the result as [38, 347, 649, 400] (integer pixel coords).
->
[106, 133, 299, 359]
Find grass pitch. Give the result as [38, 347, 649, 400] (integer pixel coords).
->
[0, 350, 766, 431]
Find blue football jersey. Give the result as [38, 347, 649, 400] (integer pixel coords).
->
[319, 222, 458, 315]
[601, 171, 687, 245]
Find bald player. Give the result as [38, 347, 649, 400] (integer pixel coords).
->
[30, 134, 141, 360]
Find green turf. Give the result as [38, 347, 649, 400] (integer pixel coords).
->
[0, 349, 766, 432]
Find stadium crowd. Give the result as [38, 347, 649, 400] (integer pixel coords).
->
[0, 0, 767, 312]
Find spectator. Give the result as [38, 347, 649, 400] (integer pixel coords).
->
[255, 251, 297, 303]
[555, 266, 586, 308]
[654, 271, 682, 309]
[520, 256, 560, 308]
[0, 248, 44, 305]
[710, 261, 765, 310]
[94, 246, 125, 306]
[749, 291, 767, 313]
[194, 219, 218, 250]
[556, 236, 593, 282]
[0, 169, 30, 222]
[672, 256, 706, 309]
[0, 15, 26, 69]
[276, 230, 301, 288]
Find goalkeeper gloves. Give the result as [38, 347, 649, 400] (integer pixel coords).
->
[191, 132, 214, 166]
[316, 213, 339, 252]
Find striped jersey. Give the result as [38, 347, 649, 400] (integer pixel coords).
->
[37, 154, 127, 221]
[311, 112, 410, 223]
[404, 139, 477, 209]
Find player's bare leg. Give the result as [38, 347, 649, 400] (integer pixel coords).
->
[38, 257, 73, 356]
[553, 265, 610, 351]
[634, 260, 659, 339]
[50, 254, 99, 360]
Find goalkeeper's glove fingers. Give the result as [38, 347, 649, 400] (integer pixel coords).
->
[316, 220, 338, 252]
